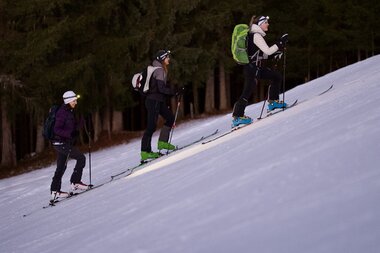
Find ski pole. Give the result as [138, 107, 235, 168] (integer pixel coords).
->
[83, 115, 92, 187]
[167, 93, 182, 154]
[258, 83, 271, 119]
[282, 49, 287, 111]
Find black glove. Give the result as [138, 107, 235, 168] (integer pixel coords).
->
[175, 86, 185, 96]
[276, 33, 288, 50]
[270, 51, 283, 60]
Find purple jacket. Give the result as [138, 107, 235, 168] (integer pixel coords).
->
[53, 104, 83, 142]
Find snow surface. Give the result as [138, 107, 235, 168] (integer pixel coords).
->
[1, 56, 380, 253]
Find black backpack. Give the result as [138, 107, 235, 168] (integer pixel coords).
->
[131, 66, 161, 95]
[42, 105, 59, 140]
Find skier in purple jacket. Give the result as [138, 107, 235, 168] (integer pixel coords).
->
[50, 91, 89, 202]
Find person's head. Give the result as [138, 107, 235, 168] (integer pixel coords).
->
[250, 15, 270, 31]
[154, 49, 171, 66]
[63, 90, 80, 108]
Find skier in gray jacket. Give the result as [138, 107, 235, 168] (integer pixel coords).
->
[141, 50, 179, 162]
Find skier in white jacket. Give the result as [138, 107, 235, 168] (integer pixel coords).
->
[232, 15, 288, 127]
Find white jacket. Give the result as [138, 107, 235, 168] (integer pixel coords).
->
[250, 24, 279, 60]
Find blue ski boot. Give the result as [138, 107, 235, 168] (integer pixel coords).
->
[232, 116, 252, 128]
[268, 100, 287, 111]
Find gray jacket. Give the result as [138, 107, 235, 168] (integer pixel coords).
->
[146, 60, 175, 102]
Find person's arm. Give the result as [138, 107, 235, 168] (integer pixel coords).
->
[253, 33, 279, 57]
[153, 69, 175, 96]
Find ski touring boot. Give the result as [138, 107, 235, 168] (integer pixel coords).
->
[231, 115, 253, 128]
[50, 191, 70, 204]
[267, 100, 287, 111]
[140, 151, 161, 163]
[71, 181, 90, 192]
[157, 141, 176, 151]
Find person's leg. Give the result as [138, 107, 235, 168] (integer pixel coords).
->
[69, 146, 86, 184]
[157, 103, 176, 150]
[259, 67, 282, 101]
[158, 103, 175, 143]
[50, 144, 70, 192]
[260, 68, 287, 110]
[141, 99, 160, 152]
[232, 64, 257, 117]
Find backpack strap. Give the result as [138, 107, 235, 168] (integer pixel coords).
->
[247, 32, 261, 66]
[143, 66, 161, 92]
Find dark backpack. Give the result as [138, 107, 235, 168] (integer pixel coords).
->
[42, 105, 59, 140]
[131, 66, 161, 95]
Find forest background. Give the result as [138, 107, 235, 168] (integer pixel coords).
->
[0, 0, 379, 176]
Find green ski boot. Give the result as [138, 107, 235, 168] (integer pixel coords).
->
[157, 141, 176, 151]
[140, 151, 160, 162]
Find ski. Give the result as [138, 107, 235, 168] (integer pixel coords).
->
[45, 194, 79, 208]
[23, 129, 219, 217]
[43, 185, 102, 208]
[109, 129, 219, 180]
[47, 129, 220, 207]
[203, 100, 298, 145]
[175, 129, 219, 150]
[202, 123, 252, 145]
[22, 186, 99, 216]
[261, 84, 333, 120]
[318, 84, 334, 96]
[109, 159, 148, 180]
[263, 99, 298, 118]
[259, 84, 333, 120]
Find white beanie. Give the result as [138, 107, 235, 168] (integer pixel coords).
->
[63, 90, 78, 104]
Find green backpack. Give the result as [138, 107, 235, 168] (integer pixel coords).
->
[231, 24, 250, 64]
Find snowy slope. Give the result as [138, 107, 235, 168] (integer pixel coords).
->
[1, 55, 380, 253]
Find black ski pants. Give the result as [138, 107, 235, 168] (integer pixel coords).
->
[51, 143, 86, 192]
[233, 63, 282, 117]
[141, 98, 175, 152]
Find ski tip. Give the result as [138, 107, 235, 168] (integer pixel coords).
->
[318, 84, 334, 96]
